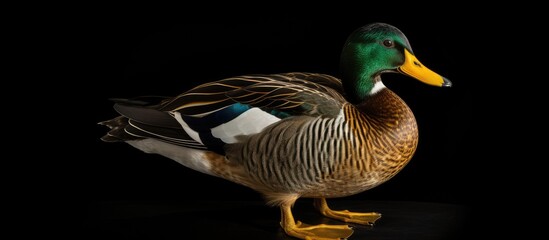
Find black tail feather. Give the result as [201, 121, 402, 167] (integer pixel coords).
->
[98, 116, 141, 142]
[113, 101, 181, 129]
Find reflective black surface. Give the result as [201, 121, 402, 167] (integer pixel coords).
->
[83, 200, 470, 240]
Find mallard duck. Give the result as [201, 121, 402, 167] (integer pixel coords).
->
[100, 22, 451, 240]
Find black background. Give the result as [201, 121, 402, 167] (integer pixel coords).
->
[60, 15, 476, 238]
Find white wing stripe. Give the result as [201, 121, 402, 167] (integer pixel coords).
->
[172, 112, 204, 145]
[211, 108, 281, 144]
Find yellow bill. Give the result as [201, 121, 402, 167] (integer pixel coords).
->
[399, 49, 452, 87]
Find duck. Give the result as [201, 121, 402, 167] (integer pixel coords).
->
[100, 22, 451, 240]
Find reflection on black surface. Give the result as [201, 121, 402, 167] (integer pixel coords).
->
[84, 200, 469, 240]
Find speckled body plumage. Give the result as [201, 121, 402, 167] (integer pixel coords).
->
[224, 88, 417, 204]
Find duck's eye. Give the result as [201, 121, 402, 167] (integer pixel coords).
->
[382, 39, 394, 48]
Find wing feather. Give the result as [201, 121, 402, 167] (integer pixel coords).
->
[162, 72, 346, 118]
[101, 72, 348, 151]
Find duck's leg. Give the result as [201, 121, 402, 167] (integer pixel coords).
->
[280, 201, 353, 240]
[314, 198, 381, 225]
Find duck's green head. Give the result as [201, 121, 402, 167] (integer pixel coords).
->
[340, 23, 451, 103]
